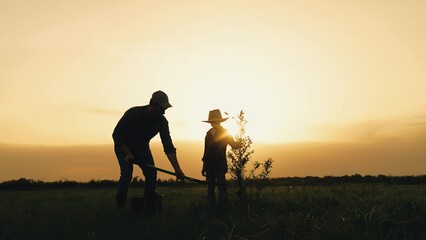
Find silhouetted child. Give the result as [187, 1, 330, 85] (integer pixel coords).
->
[201, 109, 241, 202]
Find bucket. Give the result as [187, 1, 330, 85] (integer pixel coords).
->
[130, 194, 163, 215]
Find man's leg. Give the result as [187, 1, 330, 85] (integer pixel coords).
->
[115, 146, 133, 210]
[205, 170, 216, 202]
[139, 154, 157, 197]
[139, 153, 158, 215]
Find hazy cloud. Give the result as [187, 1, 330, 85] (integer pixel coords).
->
[86, 108, 121, 116]
[309, 120, 389, 141]
[309, 111, 426, 142]
[53, 104, 122, 116]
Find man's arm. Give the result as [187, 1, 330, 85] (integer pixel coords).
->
[158, 117, 185, 179]
[166, 153, 185, 180]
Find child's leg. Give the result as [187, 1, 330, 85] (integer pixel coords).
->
[205, 170, 216, 201]
[216, 170, 227, 202]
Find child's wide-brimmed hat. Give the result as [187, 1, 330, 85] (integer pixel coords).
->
[203, 109, 229, 123]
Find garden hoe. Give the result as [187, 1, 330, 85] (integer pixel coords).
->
[143, 163, 224, 186]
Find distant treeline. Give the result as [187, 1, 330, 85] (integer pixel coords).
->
[271, 174, 426, 186]
[1, 174, 426, 190]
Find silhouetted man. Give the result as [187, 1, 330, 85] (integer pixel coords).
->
[112, 90, 185, 210]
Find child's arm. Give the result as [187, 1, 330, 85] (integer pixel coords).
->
[201, 162, 206, 176]
[228, 135, 242, 149]
[201, 133, 209, 177]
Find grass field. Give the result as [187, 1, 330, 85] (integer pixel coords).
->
[1, 184, 425, 240]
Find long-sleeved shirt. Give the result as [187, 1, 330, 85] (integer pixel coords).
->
[112, 105, 176, 157]
[202, 126, 237, 172]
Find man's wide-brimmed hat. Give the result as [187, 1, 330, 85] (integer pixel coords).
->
[151, 90, 172, 109]
[203, 109, 228, 123]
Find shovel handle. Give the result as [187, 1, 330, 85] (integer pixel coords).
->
[143, 164, 223, 186]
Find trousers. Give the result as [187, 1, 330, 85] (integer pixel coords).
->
[115, 145, 157, 207]
[206, 169, 227, 201]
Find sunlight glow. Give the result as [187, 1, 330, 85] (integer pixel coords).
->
[1, 0, 425, 146]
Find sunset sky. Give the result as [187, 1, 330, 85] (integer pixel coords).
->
[1, 0, 425, 181]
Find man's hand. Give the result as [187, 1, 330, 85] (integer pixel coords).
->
[175, 169, 185, 180]
[166, 153, 185, 180]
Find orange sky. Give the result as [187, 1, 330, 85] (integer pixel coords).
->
[1, 127, 425, 181]
[1, 1, 425, 180]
